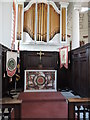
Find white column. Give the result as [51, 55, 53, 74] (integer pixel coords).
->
[72, 5, 81, 50]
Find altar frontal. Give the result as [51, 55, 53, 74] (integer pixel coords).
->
[24, 70, 57, 92]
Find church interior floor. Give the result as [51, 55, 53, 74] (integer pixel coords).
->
[0, 90, 82, 119]
[10, 88, 81, 99]
[18, 92, 68, 118]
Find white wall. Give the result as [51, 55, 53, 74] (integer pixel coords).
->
[80, 12, 88, 44]
[20, 43, 60, 52]
[0, 2, 12, 48]
[67, 3, 88, 50]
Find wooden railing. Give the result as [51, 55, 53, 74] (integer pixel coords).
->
[0, 98, 22, 120]
[68, 98, 90, 120]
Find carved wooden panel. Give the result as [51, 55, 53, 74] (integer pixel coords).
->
[69, 43, 90, 97]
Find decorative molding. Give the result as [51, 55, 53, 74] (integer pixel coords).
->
[73, 4, 81, 11]
[60, 2, 69, 44]
[16, 0, 26, 4]
[60, 2, 69, 8]
[22, 32, 60, 46]
[24, 0, 36, 11]
[48, 1, 60, 14]
[24, 0, 48, 11]
[24, 0, 60, 14]
[16, 0, 26, 2]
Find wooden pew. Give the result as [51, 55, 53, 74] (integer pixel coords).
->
[68, 98, 90, 120]
[0, 98, 22, 120]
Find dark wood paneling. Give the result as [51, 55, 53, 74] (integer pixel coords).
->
[88, 48, 90, 97]
[57, 67, 69, 90]
[20, 51, 69, 91]
[73, 60, 80, 93]
[20, 51, 59, 90]
[69, 43, 90, 97]
[80, 59, 88, 96]
[21, 51, 58, 69]
[0, 44, 12, 97]
[0, 44, 2, 98]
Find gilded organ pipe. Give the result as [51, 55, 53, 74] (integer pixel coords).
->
[23, 3, 60, 42]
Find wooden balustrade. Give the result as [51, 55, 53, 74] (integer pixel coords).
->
[0, 98, 22, 120]
[68, 98, 90, 120]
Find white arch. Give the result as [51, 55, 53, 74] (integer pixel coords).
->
[24, 0, 36, 12]
[48, 1, 60, 14]
[24, 0, 60, 14]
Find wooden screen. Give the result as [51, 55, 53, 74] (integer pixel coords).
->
[68, 98, 90, 119]
[24, 4, 35, 40]
[49, 5, 60, 40]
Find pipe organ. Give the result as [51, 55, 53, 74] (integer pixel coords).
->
[37, 3, 47, 42]
[49, 5, 60, 40]
[24, 4, 35, 40]
[23, 3, 60, 42]
[17, 4, 23, 40]
[15, 1, 69, 44]
[61, 8, 66, 41]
